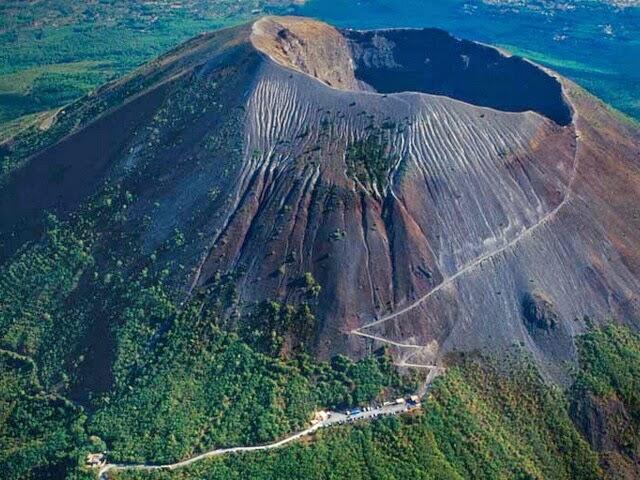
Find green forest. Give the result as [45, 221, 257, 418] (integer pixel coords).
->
[3, 229, 640, 480]
[102, 326, 640, 480]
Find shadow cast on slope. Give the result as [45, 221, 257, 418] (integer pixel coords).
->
[345, 28, 572, 126]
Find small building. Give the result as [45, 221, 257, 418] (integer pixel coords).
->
[395, 398, 406, 405]
[311, 410, 330, 425]
[410, 395, 420, 403]
[86, 453, 106, 468]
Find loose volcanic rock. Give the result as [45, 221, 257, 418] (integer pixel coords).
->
[2, 16, 639, 377]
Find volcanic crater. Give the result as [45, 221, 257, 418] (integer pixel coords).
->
[2, 16, 639, 380]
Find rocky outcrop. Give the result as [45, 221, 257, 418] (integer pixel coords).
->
[522, 292, 560, 332]
[251, 16, 360, 90]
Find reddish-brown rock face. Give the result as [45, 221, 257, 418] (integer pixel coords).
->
[2, 17, 639, 374]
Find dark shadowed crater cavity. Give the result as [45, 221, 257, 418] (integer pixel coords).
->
[344, 28, 572, 126]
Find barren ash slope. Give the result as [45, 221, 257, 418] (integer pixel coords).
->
[2, 15, 640, 378]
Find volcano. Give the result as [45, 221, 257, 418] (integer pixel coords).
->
[2, 16, 639, 378]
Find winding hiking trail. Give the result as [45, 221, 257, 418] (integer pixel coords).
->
[351, 126, 581, 352]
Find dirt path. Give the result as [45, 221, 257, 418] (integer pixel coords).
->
[351, 128, 581, 346]
[99, 424, 321, 478]
[96, 402, 416, 479]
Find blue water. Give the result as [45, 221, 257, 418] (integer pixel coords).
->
[289, 0, 640, 120]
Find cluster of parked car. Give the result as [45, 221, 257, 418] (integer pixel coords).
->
[342, 395, 422, 420]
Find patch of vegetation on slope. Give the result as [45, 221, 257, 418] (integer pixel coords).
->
[0, 350, 92, 480]
[228, 300, 314, 357]
[0, 216, 92, 354]
[345, 128, 398, 196]
[111, 356, 602, 480]
[0, 214, 95, 386]
[574, 324, 640, 408]
[570, 324, 640, 477]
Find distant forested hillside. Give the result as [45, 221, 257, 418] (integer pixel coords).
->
[0, 0, 293, 134]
